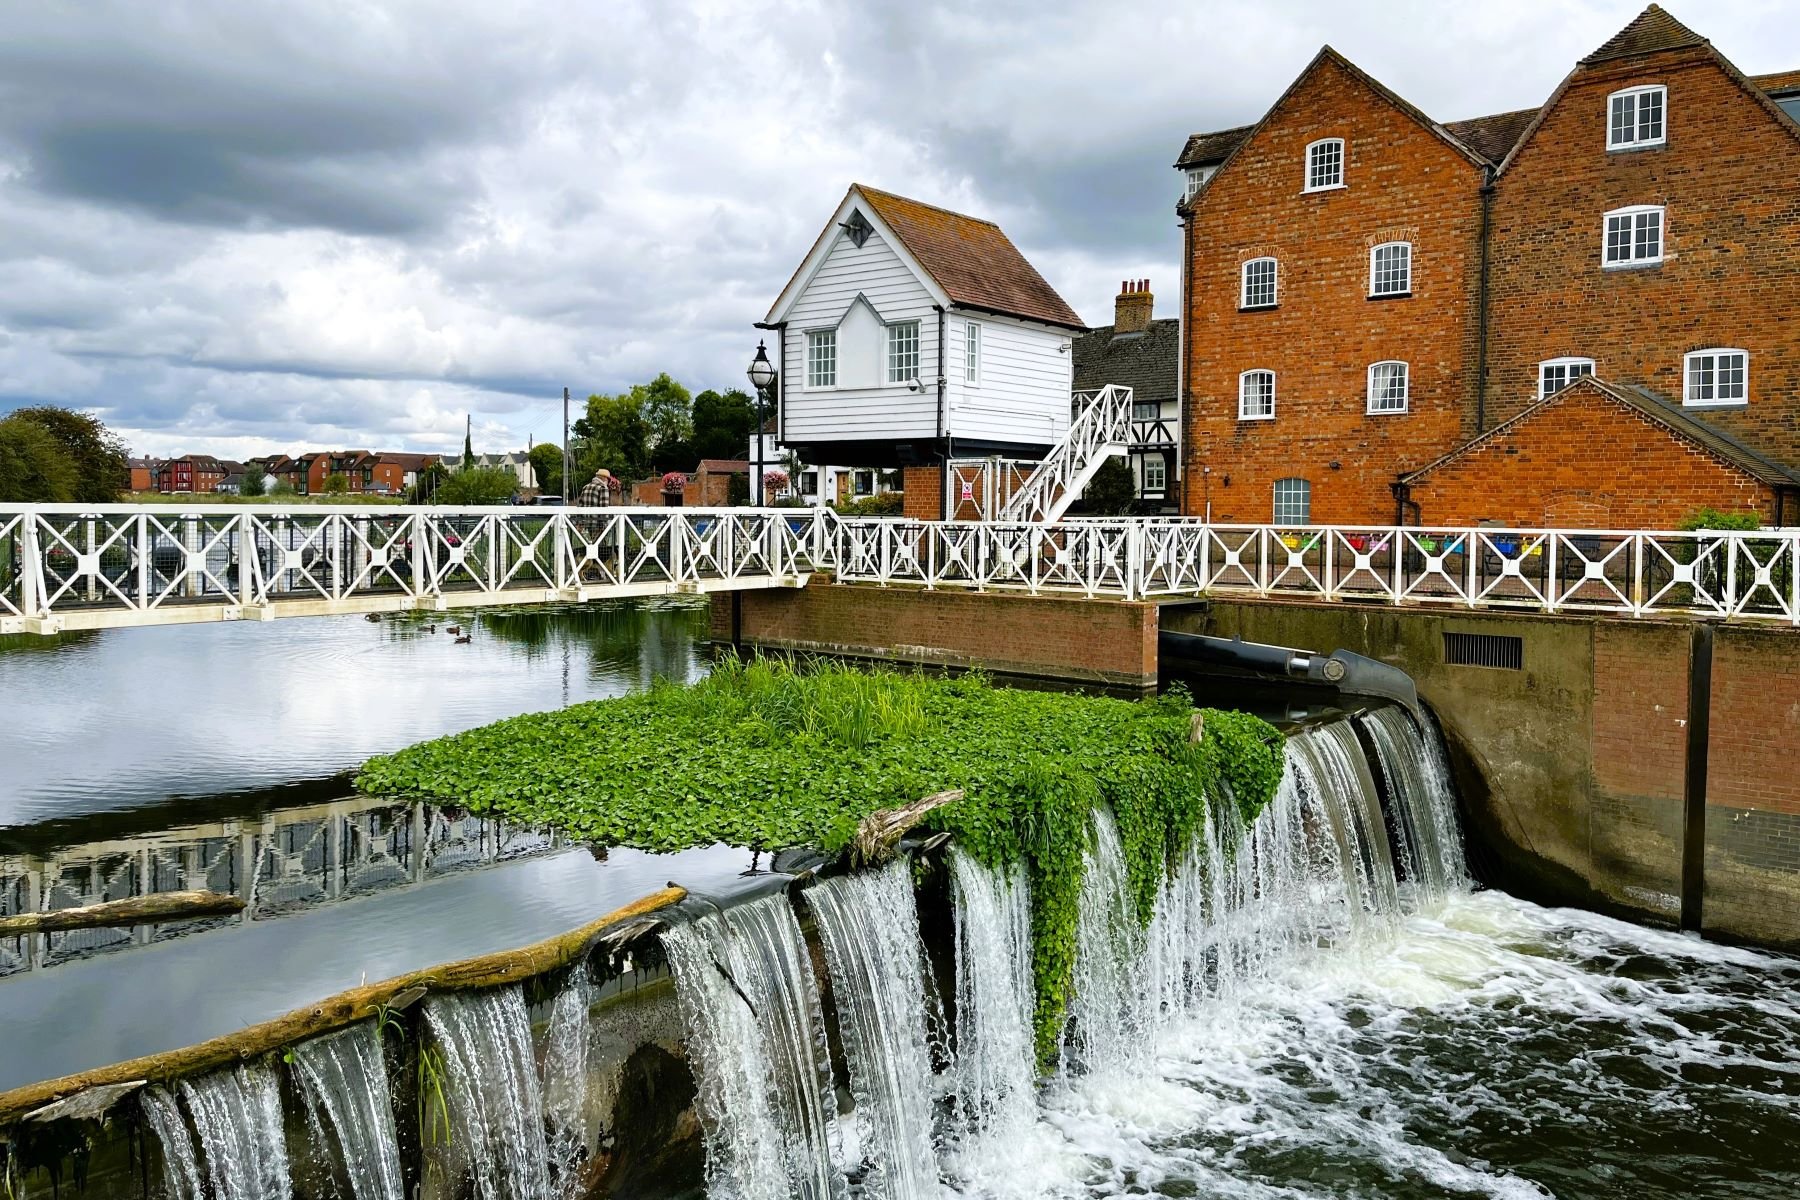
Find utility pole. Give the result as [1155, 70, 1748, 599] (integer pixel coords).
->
[562, 386, 571, 504]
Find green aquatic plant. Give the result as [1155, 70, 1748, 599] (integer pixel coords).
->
[357, 658, 1283, 1063]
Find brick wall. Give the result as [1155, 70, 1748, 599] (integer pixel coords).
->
[1404, 384, 1774, 526]
[712, 582, 1158, 689]
[1182, 54, 1486, 524]
[902, 467, 943, 520]
[1487, 47, 1800, 453]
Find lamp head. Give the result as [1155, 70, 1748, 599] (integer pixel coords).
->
[746, 340, 777, 392]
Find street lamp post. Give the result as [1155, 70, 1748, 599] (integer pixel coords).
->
[746, 341, 777, 506]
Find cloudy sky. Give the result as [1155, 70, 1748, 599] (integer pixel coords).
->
[1, 1, 1794, 460]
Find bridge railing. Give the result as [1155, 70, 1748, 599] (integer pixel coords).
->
[827, 517, 1800, 623]
[0, 505, 836, 627]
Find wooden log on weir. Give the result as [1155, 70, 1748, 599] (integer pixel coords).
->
[0, 891, 244, 937]
[850, 789, 964, 867]
[0, 885, 687, 1128]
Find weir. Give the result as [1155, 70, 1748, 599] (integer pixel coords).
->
[1, 701, 1480, 1200]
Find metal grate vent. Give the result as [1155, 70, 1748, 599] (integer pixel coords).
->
[1443, 632, 1523, 670]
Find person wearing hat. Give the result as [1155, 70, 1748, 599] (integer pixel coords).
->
[576, 469, 616, 508]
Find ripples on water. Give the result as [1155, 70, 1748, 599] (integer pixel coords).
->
[1012, 891, 1800, 1200]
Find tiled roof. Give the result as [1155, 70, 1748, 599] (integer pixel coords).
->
[1442, 107, 1540, 164]
[694, 458, 750, 474]
[855, 186, 1086, 331]
[1401, 376, 1800, 488]
[1174, 124, 1254, 169]
[1582, 5, 1706, 65]
[1754, 69, 1800, 94]
[1071, 318, 1179, 403]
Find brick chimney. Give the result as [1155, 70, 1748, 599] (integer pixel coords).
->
[1113, 278, 1153, 335]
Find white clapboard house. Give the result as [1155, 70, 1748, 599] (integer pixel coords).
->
[760, 185, 1088, 515]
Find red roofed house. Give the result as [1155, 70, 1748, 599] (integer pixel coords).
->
[761, 184, 1087, 519]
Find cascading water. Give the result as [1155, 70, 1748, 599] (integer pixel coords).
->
[804, 860, 940, 1200]
[1287, 721, 1402, 930]
[422, 986, 551, 1200]
[290, 1024, 405, 1200]
[947, 848, 1037, 1141]
[140, 1086, 204, 1200]
[1358, 706, 1469, 904]
[1063, 809, 1152, 1078]
[177, 1064, 292, 1200]
[541, 965, 597, 1197]
[661, 892, 846, 1200]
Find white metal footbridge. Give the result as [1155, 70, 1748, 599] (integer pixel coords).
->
[3, 503, 1798, 632]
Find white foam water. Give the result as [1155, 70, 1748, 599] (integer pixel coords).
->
[947, 848, 1037, 1141]
[422, 986, 550, 1200]
[541, 966, 596, 1197]
[290, 1024, 404, 1200]
[661, 891, 846, 1200]
[139, 1086, 204, 1200]
[177, 1064, 292, 1200]
[805, 859, 940, 1200]
[1359, 706, 1469, 904]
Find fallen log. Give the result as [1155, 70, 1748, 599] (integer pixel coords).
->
[849, 790, 963, 868]
[0, 891, 244, 937]
[0, 885, 686, 1128]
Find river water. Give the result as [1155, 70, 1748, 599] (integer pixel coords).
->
[2, 605, 1798, 1198]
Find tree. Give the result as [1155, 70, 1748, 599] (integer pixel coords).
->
[529, 443, 565, 496]
[0, 415, 78, 502]
[573, 391, 651, 481]
[8, 406, 128, 502]
[638, 373, 693, 454]
[1080, 456, 1138, 516]
[321, 473, 351, 495]
[432, 466, 519, 506]
[462, 422, 475, 471]
[408, 461, 448, 504]
[692, 388, 758, 461]
[239, 464, 267, 497]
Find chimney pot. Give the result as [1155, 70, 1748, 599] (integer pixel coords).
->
[1114, 278, 1154, 334]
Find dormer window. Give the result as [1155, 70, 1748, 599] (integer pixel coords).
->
[1183, 166, 1216, 199]
[1304, 138, 1344, 192]
[1607, 85, 1666, 150]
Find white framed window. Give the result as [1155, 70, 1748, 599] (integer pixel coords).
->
[1304, 138, 1344, 191]
[806, 330, 837, 388]
[1239, 369, 1275, 420]
[1131, 400, 1158, 421]
[1142, 456, 1168, 491]
[1183, 166, 1215, 199]
[887, 320, 920, 384]
[1684, 348, 1748, 407]
[1538, 357, 1596, 397]
[1367, 361, 1409, 413]
[964, 321, 981, 385]
[1273, 478, 1311, 525]
[1603, 205, 1664, 266]
[1241, 257, 1278, 308]
[1369, 242, 1412, 297]
[1608, 85, 1666, 150]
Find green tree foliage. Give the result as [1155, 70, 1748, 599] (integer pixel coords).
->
[357, 661, 1284, 1063]
[692, 388, 759, 461]
[407, 462, 448, 504]
[461, 424, 475, 471]
[528, 443, 565, 496]
[0, 415, 79, 502]
[835, 492, 905, 517]
[431, 465, 519, 506]
[573, 391, 652, 481]
[638, 373, 693, 454]
[239, 464, 267, 497]
[321, 473, 351, 495]
[7, 406, 128, 502]
[1678, 507, 1761, 532]
[1080, 455, 1138, 516]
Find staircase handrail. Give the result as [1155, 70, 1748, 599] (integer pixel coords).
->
[997, 385, 1134, 523]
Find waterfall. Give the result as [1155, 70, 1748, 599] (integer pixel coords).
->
[541, 966, 596, 1197]
[1288, 723, 1402, 931]
[661, 892, 846, 1200]
[804, 860, 940, 1200]
[140, 1086, 203, 1200]
[1358, 706, 1469, 904]
[178, 1064, 292, 1200]
[1064, 809, 1153, 1077]
[290, 1025, 404, 1200]
[947, 848, 1036, 1141]
[422, 986, 551, 1200]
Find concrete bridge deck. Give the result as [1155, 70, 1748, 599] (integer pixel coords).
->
[2, 503, 1797, 632]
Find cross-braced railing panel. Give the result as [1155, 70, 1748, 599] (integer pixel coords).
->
[998, 385, 1133, 524]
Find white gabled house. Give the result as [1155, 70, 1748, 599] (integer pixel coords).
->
[761, 184, 1087, 513]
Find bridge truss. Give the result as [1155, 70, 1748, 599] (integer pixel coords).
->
[2, 504, 1797, 630]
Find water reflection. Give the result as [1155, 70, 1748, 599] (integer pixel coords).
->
[0, 599, 710, 832]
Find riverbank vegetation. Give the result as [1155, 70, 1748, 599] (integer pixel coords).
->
[358, 659, 1283, 1059]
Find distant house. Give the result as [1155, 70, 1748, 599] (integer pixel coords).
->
[1071, 281, 1180, 513]
[448, 452, 533, 490]
[154, 455, 231, 494]
[127, 457, 158, 492]
[261, 450, 440, 495]
[762, 183, 1086, 519]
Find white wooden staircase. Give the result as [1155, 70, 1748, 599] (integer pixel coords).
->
[997, 385, 1134, 523]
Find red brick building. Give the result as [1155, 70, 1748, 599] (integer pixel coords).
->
[153, 455, 232, 493]
[1175, 6, 1800, 528]
[263, 450, 438, 495]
